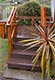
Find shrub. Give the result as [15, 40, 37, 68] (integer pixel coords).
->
[17, 2, 51, 16]
[17, 2, 51, 26]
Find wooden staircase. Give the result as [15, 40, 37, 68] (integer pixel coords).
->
[0, 6, 52, 74]
[7, 25, 41, 72]
[7, 7, 51, 72]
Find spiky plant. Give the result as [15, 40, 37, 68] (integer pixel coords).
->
[19, 7, 55, 80]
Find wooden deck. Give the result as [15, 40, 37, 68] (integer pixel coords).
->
[0, 6, 53, 72]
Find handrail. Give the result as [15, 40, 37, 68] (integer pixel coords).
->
[6, 6, 17, 26]
[16, 16, 52, 21]
[11, 23, 17, 39]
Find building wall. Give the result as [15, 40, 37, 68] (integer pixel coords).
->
[38, 0, 51, 5]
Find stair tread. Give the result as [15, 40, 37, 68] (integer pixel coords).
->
[8, 57, 40, 66]
[11, 49, 35, 56]
[16, 35, 34, 38]
[13, 42, 25, 46]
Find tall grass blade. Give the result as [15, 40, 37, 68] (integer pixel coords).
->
[32, 44, 44, 63]
[19, 38, 38, 43]
[49, 23, 55, 34]
[34, 24, 45, 38]
[46, 45, 50, 78]
[23, 40, 39, 46]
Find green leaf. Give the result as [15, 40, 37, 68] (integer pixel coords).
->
[34, 24, 45, 38]
[49, 23, 55, 34]
[19, 38, 38, 43]
[49, 42, 55, 56]
[32, 44, 43, 63]
[41, 43, 46, 78]
[23, 40, 43, 51]
[46, 45, 50, 78]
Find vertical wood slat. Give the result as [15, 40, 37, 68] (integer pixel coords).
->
[31, 18, 34, 26]
[11, 23, 17, 39]
[0, 25, 1, 37]
[13, 23, 17, 37]
[13, 13, 17, 38]
[0, 23, 5, 38]
[1, 25, 5, 38]
[8, 26, 12, 59]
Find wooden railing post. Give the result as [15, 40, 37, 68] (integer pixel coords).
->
[7, 26, 12, 59]
[40, 6, 46, 39]
[40, 6, 46, 28]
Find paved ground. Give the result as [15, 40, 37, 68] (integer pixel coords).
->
[3, 65, 42, 80]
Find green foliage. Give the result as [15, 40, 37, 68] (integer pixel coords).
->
[29, 0, 37, 2]
[17, 2, 51, 26]
[18, 19, 31, 26]
[0, 0, 5, 2]
[20, 22, 55, 80]
[17, 2, 40, 16]
[0, 38, 8, 71]
[17, 2, 51, 16]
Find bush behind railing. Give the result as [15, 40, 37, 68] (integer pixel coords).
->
[17, 1, 51, 26]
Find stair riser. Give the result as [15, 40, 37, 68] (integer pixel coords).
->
[12, 44, 38, 51]
[11, 53, 34, 60]
[8, 64, 41, 72]
[14, 38, 32, 42]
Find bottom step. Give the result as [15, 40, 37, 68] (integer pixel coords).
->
[3, 67, 42, 80]
[7, 58, 41, 72]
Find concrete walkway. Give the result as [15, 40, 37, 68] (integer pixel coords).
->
[3, 66, 42, 80]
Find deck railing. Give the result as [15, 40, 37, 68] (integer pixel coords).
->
[16, 16, 52, 26]
[6, 6, 17, 59]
